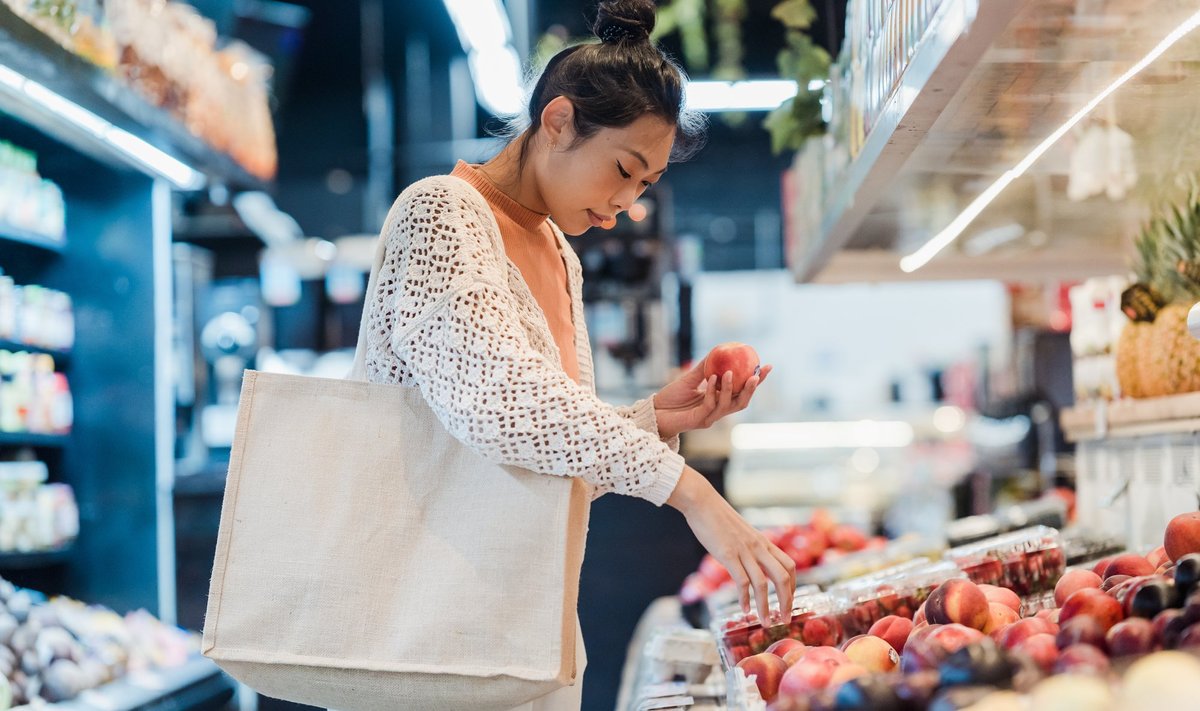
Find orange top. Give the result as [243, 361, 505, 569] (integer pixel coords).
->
[451, 161, 580, 383]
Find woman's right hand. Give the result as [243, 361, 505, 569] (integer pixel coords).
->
[667, 466, 796, 623]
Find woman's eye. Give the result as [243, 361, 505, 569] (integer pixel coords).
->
[616, 161, 631, 179]
[641, 180, 652, 188]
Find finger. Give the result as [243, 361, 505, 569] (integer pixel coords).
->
[718, 371, 734, 412]
[758, 365, 773, 383]
[741, 550, 772, 624]
[731, 564, 752, 616]
[767, 544, 797, 622]
[733, 375, 761, 411]
[754, 549, 791, 624]
[704, 375, 718, 409]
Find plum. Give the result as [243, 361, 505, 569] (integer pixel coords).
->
[937, 639, 1015, 689]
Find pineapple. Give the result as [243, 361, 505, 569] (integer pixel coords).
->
[1145, 181, 1200, 396]
[1116, 321, 1148, 398]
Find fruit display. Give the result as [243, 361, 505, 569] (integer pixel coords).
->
[796, 534, 946, 589]
[713, 593, 838, 667]
[714, 511, 1200, 710]
[0, 577, 197, 706]
[943, 526, 1066, 596]
[829, 561, 965, 638]
[680, 512, 884, 618]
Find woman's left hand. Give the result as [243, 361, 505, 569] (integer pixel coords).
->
[653, 360, 772, 440]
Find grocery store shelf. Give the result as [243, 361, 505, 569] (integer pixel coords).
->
[0, 338, 71, 363]
[0, 4, 265, 190]
[791, 0, 1030, 282]
[0, 543, 72, 570]
[791, 0, 1200, 282]
[53, 655, 235, 711]
[0, 431, 69, 448]
[0, 223, 64, 253]
[1062, 392, 1200, 442]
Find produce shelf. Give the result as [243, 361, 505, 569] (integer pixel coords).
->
[0, 4, 265, 190]
[0, 223, 64, 253]
[0, 432, 69, 448]
[0, 338, 71, 363]
[0, 544, 72, 570]
[1062, 393, 1200, 442]
[52, 655, 235, 711]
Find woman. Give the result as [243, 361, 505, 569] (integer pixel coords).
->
[363, 0, 795, 707]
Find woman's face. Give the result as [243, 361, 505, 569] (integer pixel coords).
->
[538, 113, 675, 236]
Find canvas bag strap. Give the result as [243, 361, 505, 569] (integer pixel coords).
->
[347, 231, 391, 382]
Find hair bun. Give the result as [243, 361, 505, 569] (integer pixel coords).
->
[594, 0, 655, 44]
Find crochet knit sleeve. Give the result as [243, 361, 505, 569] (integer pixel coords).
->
[369, 178, 685, 505]
[614, 398, 681, 453]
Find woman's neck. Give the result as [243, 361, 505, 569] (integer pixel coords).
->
[478, 137, 549, 215]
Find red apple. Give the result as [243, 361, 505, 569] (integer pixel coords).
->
[1055, 569, 1103, 607]
[736, 652, 789, 702]
[979, 584, 1021, 613]
[924, 579, 990, 631]
[702, 342, 760, 394]
[1166, 512, 1200, 562]
[1059, 588, 1124, 632]
[868, 615, 914, 654]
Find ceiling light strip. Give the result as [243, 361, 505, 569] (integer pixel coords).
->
[900, 8, 1200, 273]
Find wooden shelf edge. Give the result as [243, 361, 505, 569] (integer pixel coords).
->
[1063, 392, 1200, 441]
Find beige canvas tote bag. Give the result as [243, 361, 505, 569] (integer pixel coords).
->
[202, 230, 589, 711]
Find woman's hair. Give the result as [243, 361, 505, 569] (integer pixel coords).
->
[506, 0, 707, 169]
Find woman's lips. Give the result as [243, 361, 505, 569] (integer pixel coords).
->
[587, 209, 611, 227]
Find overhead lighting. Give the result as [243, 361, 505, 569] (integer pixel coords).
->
[731, 420, 915, 450]
[900, 8, 1200, 273]
[0, 67, 204, 190]
[469, 46, 525, 116]
[686, 80, 799, 112]
[442, 0, 511, 51]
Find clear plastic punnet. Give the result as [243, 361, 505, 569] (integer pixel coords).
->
[943, 526, 1066, 596]
[710, 591, 837, 668]
[796, 534, 946, 589]
[829, 560, 966, 637]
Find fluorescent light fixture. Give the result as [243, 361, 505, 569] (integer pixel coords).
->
[901, 8, 1200, 273]
[0, 70, 205, 190]
[442, 0, 511, 51]
[469, 46, 526, 116]
[731, 420, 915, 450]
[686, 80, 799, 112]
[933, 405, 967, 434]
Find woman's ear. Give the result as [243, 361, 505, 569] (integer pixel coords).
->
[540, 96, 575, 149]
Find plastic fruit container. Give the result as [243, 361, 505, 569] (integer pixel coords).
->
[644, 628, 721, 684]
[1060, 529, 1126, 567]
[711, 592, 835, 668]
[796, 534, 946, 589]
[829, 560, 967, 637]
[943, 526, 1065, 597]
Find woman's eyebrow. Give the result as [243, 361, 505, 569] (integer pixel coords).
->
[624, 148, 668, 174]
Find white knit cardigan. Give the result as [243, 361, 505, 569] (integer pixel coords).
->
[363, 175, 685, 505]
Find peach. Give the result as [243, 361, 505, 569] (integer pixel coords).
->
[1034, 608, 1061, 626]
[929, 623, 985, 654]
[868, 615, 914, 654]
[800, 614, 843, 648]
[979, 584, 1021, 613]
[1093, 556, 1116, 577]
[1056, 616, 1107, 651]
[841, 635, 899, 673]
[1012, 633, 1058, 673]
[913, 602, 927, 626]
[1104, 554, 1156, 579]
[779, 655, 836, 696]
[1059, 588, 1124, 632]
[996, 618, 1056, 650]
[983, 602, 1021, 636]
[827, 662, 869, 689]
[1054, 644, 1111, 675]
[1148, 546, 1171, 570]
[829, 525, 868, 552]
[781, 646, 808, 667]
[802, 646, 849, 666]
[736, 652, 789, 702]
[1106, 618, 1157, 657]
[702, 342, 760, 394]
[766, 638, 807, 659]
[1055, 569, 1103, 607]
[924, 579, 990, 631]
[1166, 512, 1200, 562]
[1102, 574, 1132, 592]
